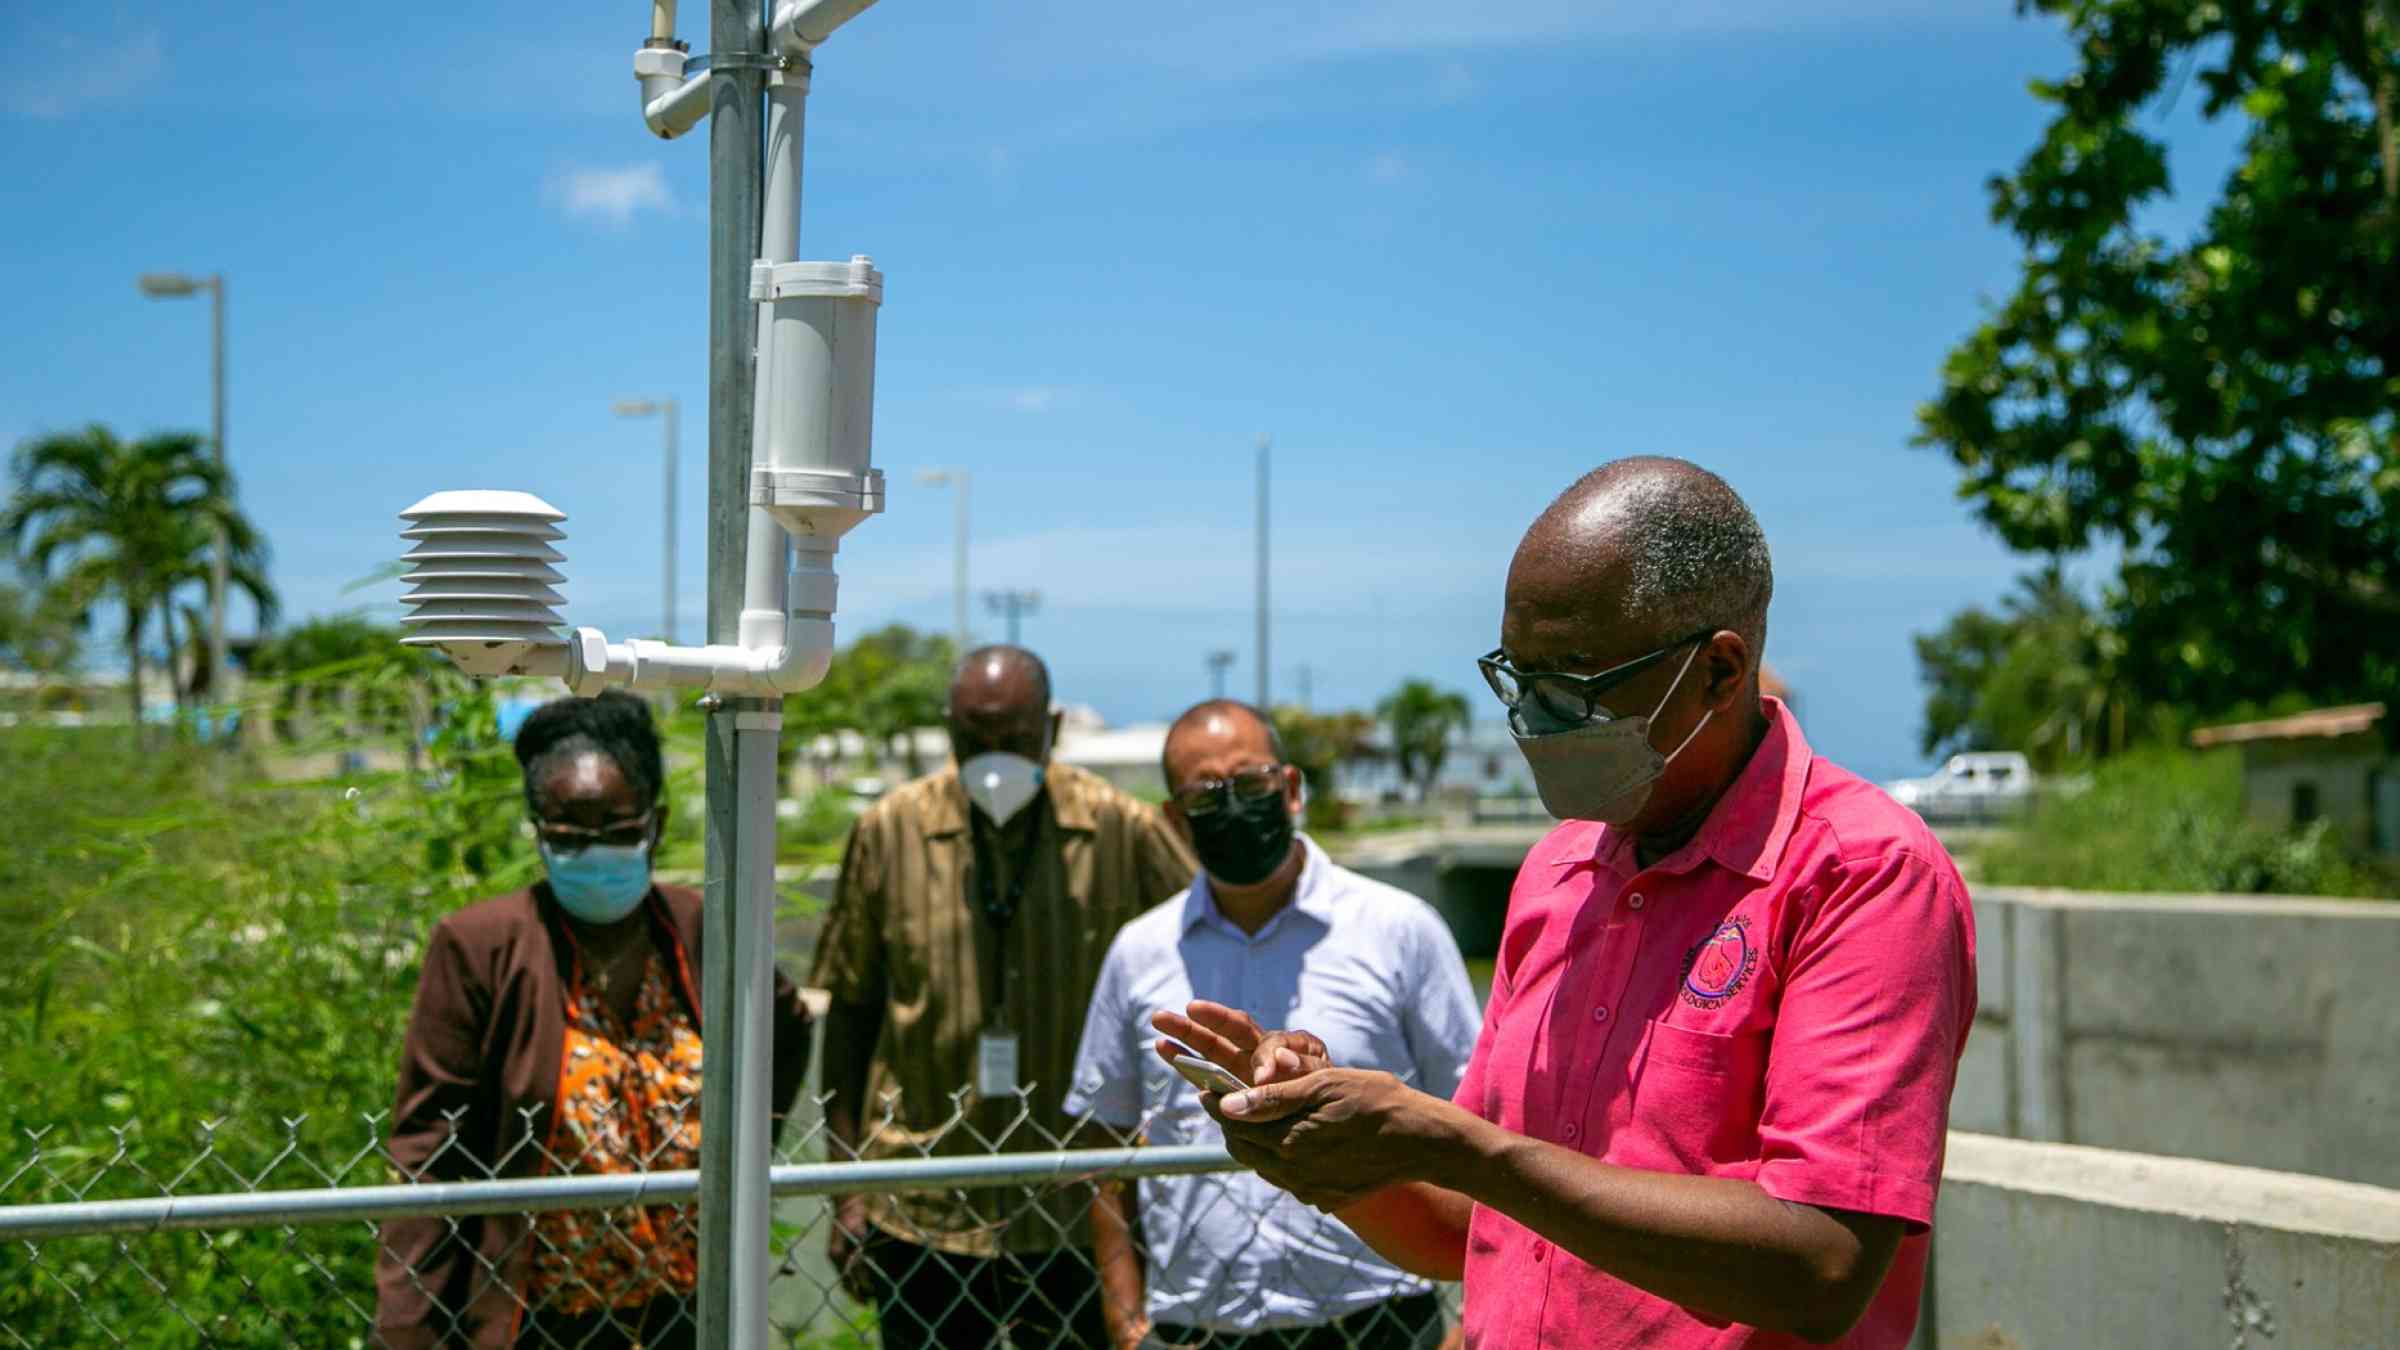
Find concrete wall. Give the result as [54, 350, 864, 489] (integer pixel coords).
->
[1921, 1133, 2400, 1350]
[1339, 837, 2400, 1186]
[1955, 888, 2400, 1189]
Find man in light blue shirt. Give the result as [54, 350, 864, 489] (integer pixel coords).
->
[1066, 700, 1481, 1349]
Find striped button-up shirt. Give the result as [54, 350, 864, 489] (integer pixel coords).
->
[812, 761, 1196, 1255]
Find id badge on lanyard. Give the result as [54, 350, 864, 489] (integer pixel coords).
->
[974, 821, 1032, 1100]
[976, 1027, 1021, 1099]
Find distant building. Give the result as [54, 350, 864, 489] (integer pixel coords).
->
[788, 704, 1173, 801]
[1053, 714, 1171, 800]
[2190, 703, 2400, 855]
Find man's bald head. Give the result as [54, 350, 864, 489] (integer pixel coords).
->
[1510, 456, 1773, 657]
[947, 645, 1055, 766]
[951, 645, 1051, 710]
[1160, 699, 1283, 794]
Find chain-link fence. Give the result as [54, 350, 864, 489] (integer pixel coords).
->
[0, 1090, 1459, 1349]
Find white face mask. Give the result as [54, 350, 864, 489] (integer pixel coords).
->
[1509, 640, 1711, 824]
[961, 752, 1045, 826]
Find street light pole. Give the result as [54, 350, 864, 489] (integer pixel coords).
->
[1207, 648, 1236, 701]
[138, 271, 229, 705]
[1255, 433, 1270, 709]
[916, 468, 970, 654]
[984, 588, 1039, 646]
[614, 397, 682, 642]
[211, 276, 227, 702]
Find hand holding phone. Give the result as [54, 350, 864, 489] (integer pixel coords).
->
[1170, 1053, 1248, 1096]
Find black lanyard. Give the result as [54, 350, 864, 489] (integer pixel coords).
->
[969, 814, 1040, 1021]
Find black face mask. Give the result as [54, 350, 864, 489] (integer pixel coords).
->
[1186, 789, 1297, 888]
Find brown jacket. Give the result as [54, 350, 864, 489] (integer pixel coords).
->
[372, 882, 812, 1349]
[812, 762, 1195, 1255]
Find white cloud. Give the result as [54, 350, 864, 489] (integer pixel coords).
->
[548, 163, 673, 226]
[1432, 60, 1478, 103]
[948, 384, 1079, 414]
[7, 27, 162, 118]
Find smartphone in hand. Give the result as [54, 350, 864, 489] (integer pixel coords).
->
[1170, 1054, 1247, 1096]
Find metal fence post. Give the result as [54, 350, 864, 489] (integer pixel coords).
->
[701, 0, 768, 1345]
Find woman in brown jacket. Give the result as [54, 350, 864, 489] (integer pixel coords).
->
[374, 692, 813, 1349]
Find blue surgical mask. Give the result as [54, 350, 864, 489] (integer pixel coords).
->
[539, 840, 653, 923]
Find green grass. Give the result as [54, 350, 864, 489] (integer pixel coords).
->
[1970, 747, 2392, 897]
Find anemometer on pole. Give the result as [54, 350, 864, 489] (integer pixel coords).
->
[395, 2, 887, 1344]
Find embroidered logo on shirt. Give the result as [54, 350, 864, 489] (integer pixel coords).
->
[1680, 916, 1756, 1010]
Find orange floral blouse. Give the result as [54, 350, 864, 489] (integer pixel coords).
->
[524, 949, 705, 1316]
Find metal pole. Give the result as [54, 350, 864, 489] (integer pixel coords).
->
[664, 396, 679, 643]
[984, 588, 1035, 646]
[1255, 434, 1269, 709]
[208, 275, 228, 705]
[699, 0, 765, 1344]
[953, 470, 970, 654]
[0, 1146, 1242, 1242]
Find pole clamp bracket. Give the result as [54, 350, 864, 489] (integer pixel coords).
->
[697, 51, 783, 73]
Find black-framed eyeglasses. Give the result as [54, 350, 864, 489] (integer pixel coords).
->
[1170, 764, 1285, 818]
[1477, 628, 1718, 725]
[532, 811, 656, 853]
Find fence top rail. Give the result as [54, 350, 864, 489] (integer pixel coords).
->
[1971, 885, 2400, 917]
[0, 1144, 1238, 1242]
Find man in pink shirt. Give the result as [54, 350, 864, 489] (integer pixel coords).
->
[1157, 458, 1976, 1347]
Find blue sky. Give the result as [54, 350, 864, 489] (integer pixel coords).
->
[1, 1, 2239, 783]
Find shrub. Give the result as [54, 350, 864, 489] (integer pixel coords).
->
[0, 680, 532, 1346]
[1971, 747, 2389, 897]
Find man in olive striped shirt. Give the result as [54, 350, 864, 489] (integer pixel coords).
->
[814, 645, 1196, 1349]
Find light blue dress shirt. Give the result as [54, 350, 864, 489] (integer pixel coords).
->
[1065, 836, 1483, 1334]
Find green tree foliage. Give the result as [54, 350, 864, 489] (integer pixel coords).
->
[1270, 706, 1377, 830]
[1375, 679, 1472, 800]
[1914, 564, 2160, 769]
[247, 611, 448, 756]
[781, 624, 957, 777]
[1916, 1, 2400, 716]
[3, 426, 275, 729]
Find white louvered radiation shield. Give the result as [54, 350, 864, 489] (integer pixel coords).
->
[397, 490, 571, 676]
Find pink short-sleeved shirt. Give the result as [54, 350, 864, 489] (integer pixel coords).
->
[1452, 699, 1976, 1349]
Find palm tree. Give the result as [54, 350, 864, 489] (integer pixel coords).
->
[1270, 705, 1378, 830]
[1376, 679, 1472, 803]
[2000, 562, 2137, 765]
[3, 425, 271, 733]
[151, 511, 277, 706]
